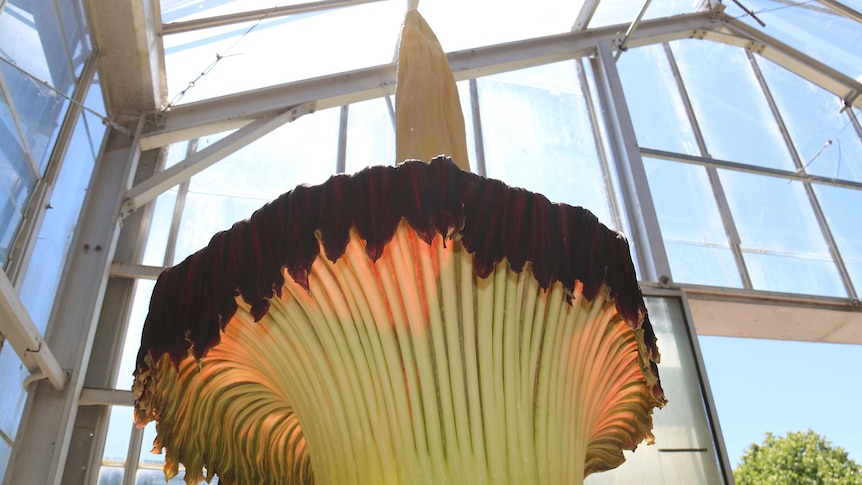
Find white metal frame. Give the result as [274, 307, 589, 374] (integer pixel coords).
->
[3, 117, 144, 485]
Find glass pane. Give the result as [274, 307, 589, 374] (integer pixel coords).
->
[162, 0, 311, 23]
[137, 423, 220, 483]
[0, 91, 37, 267]
[115, 280, 156, 391]
[101, 406, 133, 465]
[643, 158, 741, 287]
[55, 0, 92, 78]
[0, 347, 28, 440]
[172, 192, 268, 264]
[617, 44, 699, 156]
[163, 2, 403, 103]
[141, 189, 178, 267]
[19, 112, 98, 332]
[670, 40, 794, 171]
[419, 0, 582, 52]
[345, 97, 395, 173]
[0, 61, 70, 173]
[0, 0, 75, 94]
[164, 139, 191, 169]
[172, 110, 337, 263]
[135, 468, 216, 485]
[478, 61, 615, 227]
[589, 0, 701, 29]
[586, 297, 723, 484]
[187, 108, 338, 200]
[758, 58, 862, 183]
[734, 0, 862, 81]
[719, 170, 844, 296]
[138, 422, 161, 469]
[96, 466, 123, 485]
[813, 184, 862, 293]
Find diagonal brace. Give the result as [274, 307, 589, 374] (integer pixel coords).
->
[121, 103, 315, 218]
[0, 271, 67, 391]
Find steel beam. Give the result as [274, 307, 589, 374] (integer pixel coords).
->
[592, 39, 672, 284]
[572, 0, 601, 30]
[0, 271, 66, 391]
[63, 147, 165, 485]
[85, 0, 166, 114]
[162, 0, 389, 35]
[3, 119, 142, 485]
[468, 79, 487, 177]
[576, 58, 624, 232]
[641, 147, 862, 191]
[706, 18, 862, 108]
[816, 0, 862, 23]
[140, 11, 720, 150]
[615, 0, 655, 59]
[124, 105, 312, 217]
[78, 388, 135, 407]
[109, 262, 165, 280]
[336, 105, 349, 174]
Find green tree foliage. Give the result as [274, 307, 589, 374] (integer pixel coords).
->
[734, 430, 862, 485]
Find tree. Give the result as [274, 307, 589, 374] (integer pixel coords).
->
[734, 430, 862, 485]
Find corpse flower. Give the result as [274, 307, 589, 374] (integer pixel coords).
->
[133, 9, 665, 485]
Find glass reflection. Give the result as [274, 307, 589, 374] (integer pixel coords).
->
[162, 2, 402, 103]
[813, 184, 862, 295]
[344, 97, 395, 174]
[670, 40, 794, 171]
[719, 170, 845, 296]
[617, 44, 699, 156]
[643, 158, 742, 288]
[19, 111, 99, 332]
[586, 297, 723, 484]
[0, 62, 69, 173]
[478, 61, 615, 227]
[735, 0, 862, 81]
[758, 58, 862, 183]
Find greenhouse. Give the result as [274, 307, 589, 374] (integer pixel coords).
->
[1, 0, 860, 483]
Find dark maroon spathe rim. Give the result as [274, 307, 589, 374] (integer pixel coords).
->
[135, 156, 663, 402]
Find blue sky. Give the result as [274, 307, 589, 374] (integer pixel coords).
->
[699, 336, 862, 467]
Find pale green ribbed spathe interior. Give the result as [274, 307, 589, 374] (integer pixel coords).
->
[146, 223, 655, 485]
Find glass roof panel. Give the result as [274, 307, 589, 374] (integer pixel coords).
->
[162, 0, 314, 23]
[477, 61, 616, 226]
[720, 170, 846, 297]
[617, 43, 699, 155]
[758, 57, 862, 183]
[643, 157, 743, 288]
[588, 0, 704, 30]
[162, 2, 403, 104]
[729, 0, 862, 81]
[814, 183, 862, 292]
[418, 0, 585, 52]
[670, 39, 795, 170]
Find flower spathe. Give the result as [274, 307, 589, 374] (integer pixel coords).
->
[134, 157, 666, 485]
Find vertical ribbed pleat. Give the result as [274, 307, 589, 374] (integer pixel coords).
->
[147, 221, 652, 485]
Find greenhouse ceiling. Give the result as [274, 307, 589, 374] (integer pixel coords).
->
[87, 0, 862, 134]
